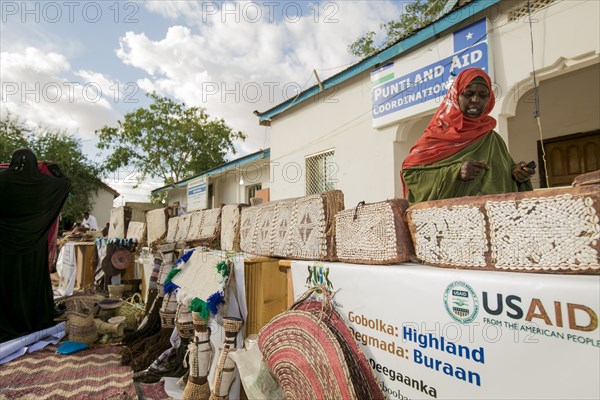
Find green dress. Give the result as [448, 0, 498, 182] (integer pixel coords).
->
[402, 131, 532, 204]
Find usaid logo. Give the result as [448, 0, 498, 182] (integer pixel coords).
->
[444, 281, 479, 324]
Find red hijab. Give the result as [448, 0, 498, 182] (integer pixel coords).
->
[402, 67, 496, 167]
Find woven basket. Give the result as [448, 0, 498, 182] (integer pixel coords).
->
[114, 293, 144, 330]
[335, 199, 415, 264]
[108, 284, 126, 299]
[66, 301, 98, 345]
[58, 294, 103, 314]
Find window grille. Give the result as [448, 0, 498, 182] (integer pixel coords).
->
[305, 150, 337, 195]
[508, 0, 555, 22]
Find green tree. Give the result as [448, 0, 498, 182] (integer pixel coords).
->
[0, 114, 102, 224]
[0, 113, 30, 161]
[348, 0, 446, 58]
[96, 92, 246, 184]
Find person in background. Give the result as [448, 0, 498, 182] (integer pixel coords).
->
[102, 223, 110, 237]
[81, 211, 98, 231]
[401, 68, 535, 204]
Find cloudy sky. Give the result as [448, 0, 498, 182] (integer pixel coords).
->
[1, 0, 403, 201]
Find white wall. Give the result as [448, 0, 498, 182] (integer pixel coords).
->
[270, 74, 400, 207]
[267, 0, 599, 205]
[212, 161, 271, 205]
[90, 188, 115, 229]
[507, 64, 600, 187]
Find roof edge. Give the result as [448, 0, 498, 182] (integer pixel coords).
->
[151, 148, 271, 195]
[258, 0, 500, 122]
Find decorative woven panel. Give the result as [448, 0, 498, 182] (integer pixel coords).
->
[186, 211, 205, 242]
[407, 186, 600, 273]
[240, 206, 260, 254]
[175, 214, 192, 242]
[270, 200, 294, 258]
[195, 208, 222, 248]
[288, 190, 344, 261]
[220, 204, 247, 252]
[126, 221, 146, 243]
[253, 202, 278, 257]
[165, 216, 180, 243]
[146, 208, 169, 245]
[171, 251, 229, 301]
[108, 206, 131, 238]
[335, 199, 415, 264]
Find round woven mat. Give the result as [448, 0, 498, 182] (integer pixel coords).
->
[112, 249, 133, 270]
[258, 310, 356, 400]
[296, 301, 385, 400]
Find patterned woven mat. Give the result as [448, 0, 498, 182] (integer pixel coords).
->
[134, 381, 172, 400]
[0, 345, 136, 400]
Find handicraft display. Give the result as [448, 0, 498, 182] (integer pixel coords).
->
[406, 186, 600, 273]
[146, 207, 169, 245]
[220, 204, 248, 252]
[335, 199, 415, 264]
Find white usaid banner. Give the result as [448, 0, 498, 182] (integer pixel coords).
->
[291, 262, 600, 400]
[187, 176, 207, 212]
[371, 18, 488, 128]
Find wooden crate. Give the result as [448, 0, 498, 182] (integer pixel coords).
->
[244, 257, 288, 336]
[74, 243, 97, 289]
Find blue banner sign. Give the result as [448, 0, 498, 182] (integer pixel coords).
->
[372, 18, 488, 122]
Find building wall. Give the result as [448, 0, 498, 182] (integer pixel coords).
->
[507, 64, 600, 188]
[90, 188, 115, 229]
[212, 161, 271, 205]
[268, 0, 599, 205]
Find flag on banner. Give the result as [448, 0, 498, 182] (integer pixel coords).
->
[370, 62, 395, 86]
[453, 18, 487, 52]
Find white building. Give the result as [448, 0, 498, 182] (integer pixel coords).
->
[256, 0, 599, 207]
[90, 182, 119, 228]
[152, 149, 271, 210]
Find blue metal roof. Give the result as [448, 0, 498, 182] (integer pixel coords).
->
[258, 0, 500, 123]
[151, 148, 270, 194]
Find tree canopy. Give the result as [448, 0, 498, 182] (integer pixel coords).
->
[348, 0, 446, 58]
[96, 92, 246, 184]
[0, 113, 102, 224]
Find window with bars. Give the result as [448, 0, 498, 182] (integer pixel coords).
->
[508, 0, 555, 22]
[305, 149, 337, 195]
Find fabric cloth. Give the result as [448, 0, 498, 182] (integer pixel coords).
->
[82, 214, 98, 230]
[401, 68, 531, 203]
[0, 149, 70, 343]
[402, 131, 532, 204]
[0, 162, 62, 272]
[55, 243, 77, 297]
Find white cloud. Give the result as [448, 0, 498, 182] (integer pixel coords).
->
[1, 47, 121, 138]
[121, 1, 400, 154]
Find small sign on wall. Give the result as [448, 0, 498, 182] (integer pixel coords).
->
[187, 176, 207, 211]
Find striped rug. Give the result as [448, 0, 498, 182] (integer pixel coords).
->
[0, 345, 136, 400]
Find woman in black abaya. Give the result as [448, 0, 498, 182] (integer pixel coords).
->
[0, 149, 70, 342]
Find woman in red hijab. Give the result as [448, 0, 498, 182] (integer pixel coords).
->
[401, 68, 535, 204]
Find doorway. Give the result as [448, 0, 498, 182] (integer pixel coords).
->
[538, 130, 599, 187]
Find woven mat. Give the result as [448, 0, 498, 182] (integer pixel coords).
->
[134, 381, 172, 400]
[0, 345, 136, 400]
